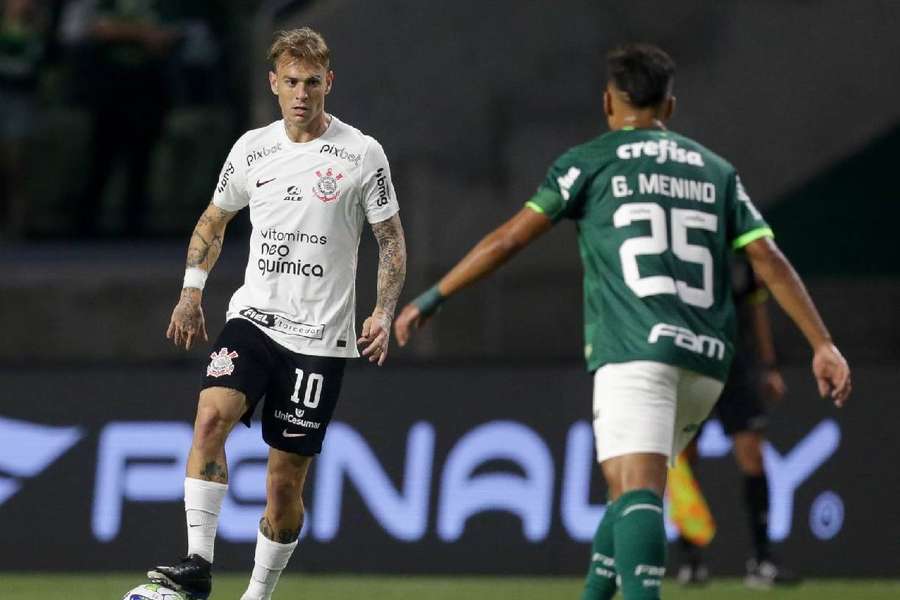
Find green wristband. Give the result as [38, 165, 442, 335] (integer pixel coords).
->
[412, 285, 445, 317]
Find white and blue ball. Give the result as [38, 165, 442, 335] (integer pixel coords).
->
[122, 583, 186, 600]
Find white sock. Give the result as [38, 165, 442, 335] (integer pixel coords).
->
[240, 529, 298, 600]
[184, 477, 227, 563]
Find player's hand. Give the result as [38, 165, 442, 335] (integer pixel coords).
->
[812, 343, 851, 407]
[761, 368, 787, 403]
[166, 288, 208, 351]
[358, 309, 392, 366]
[394, 303, 432, 347]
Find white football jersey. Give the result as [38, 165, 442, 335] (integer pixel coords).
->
[212, 116, 399, 358]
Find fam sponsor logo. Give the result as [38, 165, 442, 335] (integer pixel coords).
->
[616, 139, 704, 167]
[319, 144, 361, 167]
[261, 227, 327, 245]
[283, 185, 304, 202]
[648, 322, 725, 360]
[246, 141, 284, 166]
[374, 167, 391, 207]
[207, 348, 239, 377]
[312, 167, 343, 202]
[216, 161, 235, 194]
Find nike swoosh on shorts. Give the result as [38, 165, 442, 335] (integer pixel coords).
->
[282, 429, 307, 438]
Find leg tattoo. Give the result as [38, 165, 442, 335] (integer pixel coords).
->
[259, 516, 300, 544]
[199, 460, 228, 483]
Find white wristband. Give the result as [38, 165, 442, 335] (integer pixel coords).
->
[183, 267, 208, 291]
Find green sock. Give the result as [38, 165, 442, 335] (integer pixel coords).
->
[613, 489, 666, 600]
[580, 500, 619, 600]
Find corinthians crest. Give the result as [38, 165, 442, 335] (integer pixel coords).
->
[207, 347, 239, 377]
[312, 167, 343, 202]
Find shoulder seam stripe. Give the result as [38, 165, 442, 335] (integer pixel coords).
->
[525, 201, 545, 214]
[732, 227, 774, 250]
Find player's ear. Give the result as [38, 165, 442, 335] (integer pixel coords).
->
[662, 95, 676, 120]
[603, 89, 613, 117]
[269, 70, 278, 96]
[325, 70, 334, 95]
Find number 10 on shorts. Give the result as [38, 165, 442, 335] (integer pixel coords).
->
[291, 369, 324, 408]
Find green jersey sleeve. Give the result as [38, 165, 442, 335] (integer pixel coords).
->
[727, 171, 774, 250]
[526, 151, 590, 222]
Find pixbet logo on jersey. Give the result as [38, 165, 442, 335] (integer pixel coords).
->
[246, 142, 284, 166]
[313, 168, 343, 202]
[319, 144, 361, 167]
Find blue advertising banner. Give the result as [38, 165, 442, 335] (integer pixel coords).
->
[0, 365, 895, 576]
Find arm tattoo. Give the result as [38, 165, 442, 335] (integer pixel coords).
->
[185, 203, 233, 272]
[371, 215, 407, 318]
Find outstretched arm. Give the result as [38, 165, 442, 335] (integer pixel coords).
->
[167, 202, 237, 350]
[394, 207, 553, 346]
[358, 213, 407, 365]
[744, 237, 851, 406]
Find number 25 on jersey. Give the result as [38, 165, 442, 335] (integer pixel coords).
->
[614, 201, 717, 309]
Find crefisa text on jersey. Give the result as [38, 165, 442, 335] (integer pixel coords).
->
[616, 139, 704, 166]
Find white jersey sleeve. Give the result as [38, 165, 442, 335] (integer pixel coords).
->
[359, 139, 399, 224]
[212, 135, 250, 212]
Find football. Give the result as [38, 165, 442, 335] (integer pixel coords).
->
[122, 583, 186, 600]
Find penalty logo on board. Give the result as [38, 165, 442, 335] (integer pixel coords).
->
[313, 167, 344, 202]
[207, 348, 239, 377]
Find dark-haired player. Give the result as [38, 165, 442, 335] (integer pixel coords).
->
[148, 27, 406, 600]
[394, 43, 849, 600]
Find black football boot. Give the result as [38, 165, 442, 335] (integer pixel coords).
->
[147, 554, 212, 599]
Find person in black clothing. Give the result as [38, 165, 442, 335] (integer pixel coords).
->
[675, 256, 800, 589]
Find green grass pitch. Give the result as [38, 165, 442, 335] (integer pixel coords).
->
[5, 574, 899, 599]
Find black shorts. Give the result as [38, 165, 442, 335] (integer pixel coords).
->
[201, 318, 347, 455]
[714, 351, 767, 435]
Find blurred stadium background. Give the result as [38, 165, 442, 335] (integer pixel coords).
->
[1, 0, 898, 597]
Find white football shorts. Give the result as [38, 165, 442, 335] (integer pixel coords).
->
[592, 360, 724, 465]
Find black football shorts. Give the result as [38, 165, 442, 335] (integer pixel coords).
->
[201, 318, 347, 455]
[715, 351, 767, 435]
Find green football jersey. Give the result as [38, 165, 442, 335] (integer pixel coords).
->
[527, 127, 772, 381]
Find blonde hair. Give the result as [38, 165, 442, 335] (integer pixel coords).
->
[268, 27, 330, 69]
